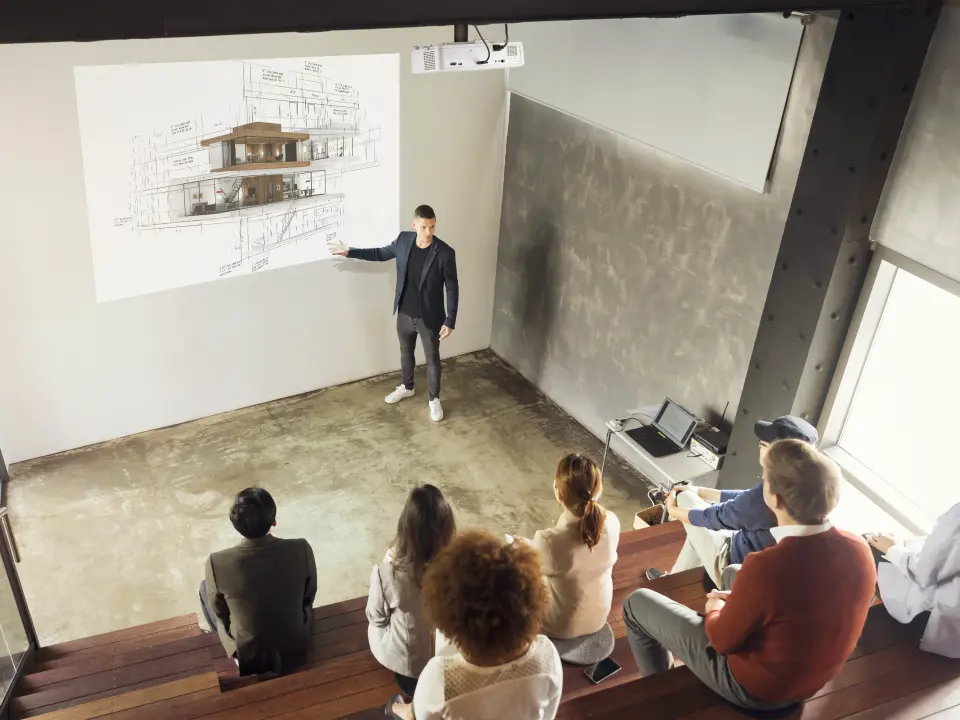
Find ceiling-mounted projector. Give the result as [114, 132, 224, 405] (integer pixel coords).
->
[412, 41, 525, 74]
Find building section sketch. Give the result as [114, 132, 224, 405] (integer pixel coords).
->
[74, 55, 399, 301]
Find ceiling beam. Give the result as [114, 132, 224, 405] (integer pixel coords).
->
[0, 0, 915, 44]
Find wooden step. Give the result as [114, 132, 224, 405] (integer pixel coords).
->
[19, 633, 220, 694]
[26, 672, 219, 720]
[35, 615, 201, 666]
[106, 651, 393, 720]
[14, 635, 215, 717]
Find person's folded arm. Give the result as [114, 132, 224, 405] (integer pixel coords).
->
[704, 554, 766, 655]
[365, 564, 392, 628]
[347, 235, 399, 262]
[689, 485, 771, 532]
[697, 487, 726, 504]
[531, 529, 558, 577]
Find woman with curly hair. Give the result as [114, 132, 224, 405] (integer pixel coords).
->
[531, 453, 620, 639]
[367, 485, 456, 696]
[388, 531, 563, 720]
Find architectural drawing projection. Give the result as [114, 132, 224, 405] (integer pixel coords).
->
[74, 55, 400, 301]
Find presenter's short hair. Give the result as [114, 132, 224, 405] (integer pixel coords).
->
[422, 531, 546, 661]
[762, 440, 840, 525]
[414, 205, 436, 220]
[229, 487, 276, 539]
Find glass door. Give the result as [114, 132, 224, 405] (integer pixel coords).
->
[0, 506, 37, 715]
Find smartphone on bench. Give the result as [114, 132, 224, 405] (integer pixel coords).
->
[584, 657, 621, 684]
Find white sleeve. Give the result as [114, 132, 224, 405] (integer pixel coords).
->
[543, 639, 563, 720]
[884, 544, 920, 580]
[412, 658, 446, 720]
[885, 504, 960, 588]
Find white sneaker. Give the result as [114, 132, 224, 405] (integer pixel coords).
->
[429, 398, 444, 423]
[385, 385, 415, 404]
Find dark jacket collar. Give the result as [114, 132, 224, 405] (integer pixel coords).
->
[237, 534, 278, 549]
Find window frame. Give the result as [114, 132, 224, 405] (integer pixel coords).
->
[818, 245, 960, 536]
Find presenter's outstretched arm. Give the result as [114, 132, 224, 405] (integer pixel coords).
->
[440, 250, 459, 340]
[329, 236, 399, 261]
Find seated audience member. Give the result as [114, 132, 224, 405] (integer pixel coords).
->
[367, 485, 457, 696]
[865, 501, 960, 658]
[200, 487, 317, 675]
[389, 531, 563, 720]
[531, 453, 620, 639]
[647, 415, 819, 589]
[623, 440, 876, 713]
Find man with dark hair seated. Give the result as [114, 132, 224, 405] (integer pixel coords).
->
[200, 487, 317, 675]
[623, 440, 876, 714]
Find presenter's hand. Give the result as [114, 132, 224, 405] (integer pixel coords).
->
[327, 239, 348, 256]
[439, 325, 454, 340]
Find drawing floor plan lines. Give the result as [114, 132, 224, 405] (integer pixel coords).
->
[74, 54, 399, 301]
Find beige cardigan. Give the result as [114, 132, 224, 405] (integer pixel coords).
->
[533, 508, 620, 640]
[366, 551, 433, 678]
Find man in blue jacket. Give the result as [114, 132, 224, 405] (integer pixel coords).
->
[331, 205, 458, 422]
[646, 415, 818, 588]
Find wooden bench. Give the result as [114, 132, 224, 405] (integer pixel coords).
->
[14, 521, 960, 718]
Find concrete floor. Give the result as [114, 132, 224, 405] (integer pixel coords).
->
[7, 351, 653, 646]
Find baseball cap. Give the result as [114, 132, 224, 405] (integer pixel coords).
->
[753, 415, 818, 445]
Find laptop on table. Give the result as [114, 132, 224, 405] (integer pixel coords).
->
[626, 398, 698, 458]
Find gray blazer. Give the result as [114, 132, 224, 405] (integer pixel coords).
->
[366, 551, 434, 677]
[205, 535, 317, 674]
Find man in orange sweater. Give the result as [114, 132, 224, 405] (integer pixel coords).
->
[622, 439, 876, 712]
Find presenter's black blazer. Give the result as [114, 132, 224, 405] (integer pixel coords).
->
[348, 231, 459, 332]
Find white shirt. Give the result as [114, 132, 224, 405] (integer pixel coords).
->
[878, 502, 960, 658]
[412, 634, 563, 720]
[769, 520, 833, 542]
[532, 509, 620, 639]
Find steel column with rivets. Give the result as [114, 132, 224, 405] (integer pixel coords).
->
[717, 2, 941, 489]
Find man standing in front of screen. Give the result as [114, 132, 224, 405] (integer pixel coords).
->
[330, 205, 458, 423]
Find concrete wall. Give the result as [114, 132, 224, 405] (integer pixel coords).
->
[508, 15, 803, 191]
[490, 21, 836, 474]
[873, 7, 960, 284]
[0, 28, 506, 464]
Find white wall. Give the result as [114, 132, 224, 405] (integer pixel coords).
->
[873, 7, 960, 284]
[507, 15, 803, 191]
[0, 29, 506, 464]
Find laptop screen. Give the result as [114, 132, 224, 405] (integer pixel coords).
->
[655, 399, 697, 447]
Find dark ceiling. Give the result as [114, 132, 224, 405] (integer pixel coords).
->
[0, 0, 915, 44]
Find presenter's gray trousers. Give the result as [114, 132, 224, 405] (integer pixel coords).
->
[622, 588, 794, 713]
[398, 312, 441, 400]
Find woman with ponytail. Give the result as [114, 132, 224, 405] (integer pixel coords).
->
[531, 453, 620, 639]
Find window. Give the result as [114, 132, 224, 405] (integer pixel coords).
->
[821, 248, 960, 534]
